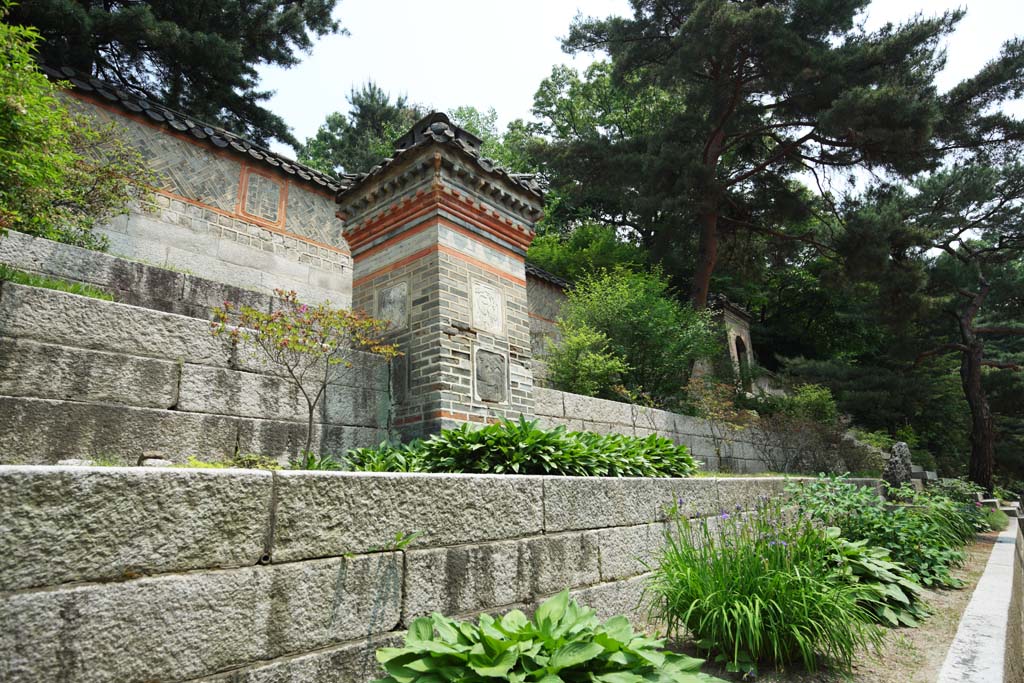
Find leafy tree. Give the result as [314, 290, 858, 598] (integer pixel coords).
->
[212, 289, 400, 455]
[553, 268, 719, 408]
[300, 82, 423, 174]
[527, 221, 649, 282]
[10, 0, 344, 147]
[551, 1, 976, 308]
[1, 3, 156, 247]
[448, 105, 538, 174]
[545, 323, 630, 399]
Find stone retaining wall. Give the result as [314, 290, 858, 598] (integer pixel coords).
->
[0, 282, 390, 464]
[0, 466, 844, 683]
[535, 387, 769, 472]
[1008, 522, 1024, 683]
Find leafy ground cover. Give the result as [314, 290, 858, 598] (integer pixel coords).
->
[341, 417, 698, 478]
[374, 590, 726, 683]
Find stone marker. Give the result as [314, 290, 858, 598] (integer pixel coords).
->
[883, 441, 913, 488]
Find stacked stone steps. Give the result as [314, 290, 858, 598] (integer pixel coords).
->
[972, 492, 1022, 518]
[910, 464, 938, 481]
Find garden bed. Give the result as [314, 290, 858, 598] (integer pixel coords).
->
[691, 531, 1000, 682]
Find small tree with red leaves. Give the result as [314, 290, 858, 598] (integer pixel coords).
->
[213, 289, 400, 456]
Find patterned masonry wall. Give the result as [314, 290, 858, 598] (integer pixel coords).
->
[0, 466, 875, 683]
[526, 275, 568, 386]
[61, 93, 353, 305]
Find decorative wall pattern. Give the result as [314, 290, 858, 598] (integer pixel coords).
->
[244, 172, 282, 222]
[286, 183, 345, 246]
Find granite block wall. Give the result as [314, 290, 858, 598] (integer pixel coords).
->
[0, 281, 390, 464]
[535, 387, 772, 473]
[526, 274, 567, 386]
[0, 466, 833, 683]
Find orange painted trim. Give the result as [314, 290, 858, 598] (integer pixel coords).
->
[437, 245, 526, 287]
[352, 245, 437, 288]
[155, 188, 350, 256]
[345, 191, 437, 250]
[438, 193, 534, 251]
[238, 164, 290, 229]
[352, 242, 526, 289]
[528, 312, 557, 324]
[354, 213, 524, 265]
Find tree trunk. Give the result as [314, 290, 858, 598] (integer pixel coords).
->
[961, 341, 996, 493]
[689, 207, 719, 309]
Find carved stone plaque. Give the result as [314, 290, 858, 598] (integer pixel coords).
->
[376, 281, 408, 330]
[471, 281, 503, 335]
[474, 349, 507, 403]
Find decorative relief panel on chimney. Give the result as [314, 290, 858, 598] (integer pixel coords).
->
[471, 280, 504, 336]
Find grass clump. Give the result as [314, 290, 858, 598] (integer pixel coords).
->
[984, 508, 1010, 531]
[0, 264, 113, 300]
[646, 497, 883, 676]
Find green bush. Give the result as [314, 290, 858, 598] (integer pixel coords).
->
[416, 417, 697, 478]
[374, 590, 726, 683]
[826, 531, 929, 627]
[343, 441, 427, 473]
[787, 476, 968, 588]
[551, 268, 720, 408]
[646, 497, 882, 675]
[546, 322, 629, 399]
[928, 477, 989, 532]
[984, 508, 1010, 532]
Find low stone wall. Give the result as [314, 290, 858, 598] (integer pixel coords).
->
[1, 230, 277, 320]
[535, 387, 769, 473]
[0, 466, 820, 683]
[1008, 522, 1024, 683]
[0, 282, 390, 464]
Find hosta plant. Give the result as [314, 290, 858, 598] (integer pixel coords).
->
[826, 530, 929, 628]
[373, 590, 725, 683]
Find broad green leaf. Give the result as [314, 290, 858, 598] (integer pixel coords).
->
[535, 590, 570, 627]
[468, 648, 517, 678]
[593, 672, 646, 683]
[548, 641, 605, 672]
[409, 617, 434, 642]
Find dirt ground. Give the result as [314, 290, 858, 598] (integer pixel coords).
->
[693, 531, 1000, 683]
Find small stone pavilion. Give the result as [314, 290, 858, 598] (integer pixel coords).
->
[336, 113, 546, 437]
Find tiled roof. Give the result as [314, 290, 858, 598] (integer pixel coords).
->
[41, 64, 357, 194]
[525, 261, 572, 289]
[337, 112, 544, 203]
[709, 292, 752, 321]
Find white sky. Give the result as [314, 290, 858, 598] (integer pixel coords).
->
[258, 0, 1024, 157]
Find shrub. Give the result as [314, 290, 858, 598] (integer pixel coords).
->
[552, 268, 720, 408]
[928, 477, 989, 532]
[374, 590, 726, 683]
[413, 417, 697, 477]
[545, 322, 630, 399]
[647, 497, 882, 675]
[343, 441, 426, 473]
[787, 476, 968, 588]
[984, 508, 1010, 532]
[0, 0, 157, 246]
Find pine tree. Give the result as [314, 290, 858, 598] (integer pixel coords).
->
[553, 0, 966, 308]
[11, 0, 344, 148]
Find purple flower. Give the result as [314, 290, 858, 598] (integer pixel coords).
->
[720, 512, 730, 520]
[735, 503, 743, 512]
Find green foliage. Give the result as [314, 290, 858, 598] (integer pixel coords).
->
[174, 454, 280, 470]
[291, 451, 343, 471]
[0, 4, 155, 245]
[553, 268, 719, 408]
[527, 222, 649, 283]
[11, 0, 344, 147]
[0, 264, 113, 300]
[448, 105, 538, 174]
[343, 441, 426, 473]
[374, 590, 725, 683]
[826, 532, 929, 628]
[417, 417, 697, 478]
[984, 508, 1010, 532]
[787, 476, 969, 588]
[346, 418, 697, 478]
[647, 497, 883, 675]
[300, 82, 423, 174]
[213, 289, 399, 454]
[545, 323, 629, 400]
